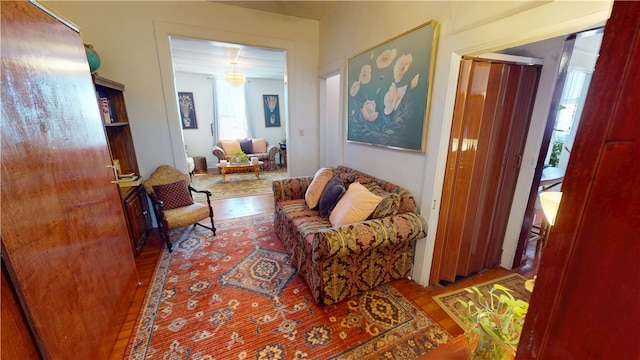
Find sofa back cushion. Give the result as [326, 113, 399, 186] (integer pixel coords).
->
[362, 182, 401, 219]
[219, 139, 241, 154]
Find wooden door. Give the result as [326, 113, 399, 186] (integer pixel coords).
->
[518, 1, 640, 357]
[430, 58, 541, 284]
[1, 2, 137, 359]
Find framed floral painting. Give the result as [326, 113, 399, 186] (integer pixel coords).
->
[347, 21, 439, 152]
[263, 94, 281, 127]
[178, 92, 198, 129]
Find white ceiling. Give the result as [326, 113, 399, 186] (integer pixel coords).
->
[171, 2, 338, 80]
[170, 37, 286, 80]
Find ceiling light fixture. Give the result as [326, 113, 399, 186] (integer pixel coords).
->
[225, 48, 245, 87]
[224, 61, 245, 87]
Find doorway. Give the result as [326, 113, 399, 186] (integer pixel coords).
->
[168, 37, 288, 170]
[430, 57, 542, 284]
[320, 73, 342, 168]
[512, 29, 603, 267]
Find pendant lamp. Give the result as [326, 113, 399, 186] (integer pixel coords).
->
[224, 61, 245, 87]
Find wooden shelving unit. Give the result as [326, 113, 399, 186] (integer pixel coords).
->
[93, 75, 140, 175]
[93, 75, 151, 255]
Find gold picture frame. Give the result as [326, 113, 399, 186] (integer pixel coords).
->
[347, 21, 439, 152]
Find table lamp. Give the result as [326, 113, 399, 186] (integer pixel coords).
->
[527, 191, 563, 293]
[540, 191, 563, 225]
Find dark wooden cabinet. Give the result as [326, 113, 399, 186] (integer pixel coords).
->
[121, 185, 152, 256]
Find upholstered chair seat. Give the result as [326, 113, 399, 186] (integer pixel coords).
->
[144, 165, 216, 251]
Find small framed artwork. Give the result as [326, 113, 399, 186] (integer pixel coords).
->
[263, 94, 281, 127]
[178, 92, 198, 129]
[347, 21, 439, 152]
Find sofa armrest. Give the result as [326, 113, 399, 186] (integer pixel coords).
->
[272, 176, 313, 203]
[267, 145, 280, 162]
[212, 146, 226, 161]
[312, 212, 427, 260]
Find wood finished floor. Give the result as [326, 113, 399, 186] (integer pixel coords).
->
[109, 193, 541, 359]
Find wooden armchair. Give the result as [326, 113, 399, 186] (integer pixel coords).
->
[143, 165, 216, 251]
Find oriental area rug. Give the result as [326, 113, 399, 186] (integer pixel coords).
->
[190, 168, 288, 201]
[432, 274, 530, 330]
[124, 214, 450, 359]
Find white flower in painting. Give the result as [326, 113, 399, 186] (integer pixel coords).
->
[361, 100, 379, 121]
[411, 73, 420, 89]
[350, 81, 361, 97]
[393, 54, 413, 83]
[384, 82, 408, 115]
[359, 64, 372, 84]
[376, 48, 397, 68]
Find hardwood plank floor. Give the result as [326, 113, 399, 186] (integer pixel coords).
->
[109, 193, 541, 359]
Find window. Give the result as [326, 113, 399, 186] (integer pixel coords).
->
[214, 78, 248, 140]
[546, 70, 591, 167]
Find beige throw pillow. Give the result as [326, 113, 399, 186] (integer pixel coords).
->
[330, 182, 383, 227]
[305, 168, 334, 209]
[220, 139, 241, 154]
[252, 138, 267, 153]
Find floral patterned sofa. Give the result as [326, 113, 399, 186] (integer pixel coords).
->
[212, 138, 280, 171]
[272, 166, 427, 305]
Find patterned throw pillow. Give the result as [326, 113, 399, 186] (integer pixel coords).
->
[318, 175, 345, 218]
[152, 180, 193, 210]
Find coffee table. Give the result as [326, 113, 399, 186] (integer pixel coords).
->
[216, 161, 263, 182]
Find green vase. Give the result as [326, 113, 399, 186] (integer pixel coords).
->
[84, 44, 101, 73]
[469, 329, 515, 360]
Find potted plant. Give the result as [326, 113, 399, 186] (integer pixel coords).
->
[458, 284, 529, 360]
[279, 138, 286, 150]
[230, 150, 249, 164]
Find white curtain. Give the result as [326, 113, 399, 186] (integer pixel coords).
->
[213, 78, 249, 141]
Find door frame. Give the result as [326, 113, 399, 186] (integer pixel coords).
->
[512, 36, 576, 268]
[413, 2, 611, 285]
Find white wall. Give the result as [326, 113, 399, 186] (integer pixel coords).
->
[50, 1, 319, 178]
[174, 72, 215, 167]
[246, 79, 286, 149]
[318, 1, 612, 285]
[50, 0, 613, 285]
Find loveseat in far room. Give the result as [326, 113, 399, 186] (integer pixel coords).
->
[272, 166, 427, 305]
[212, 138, 280, 171]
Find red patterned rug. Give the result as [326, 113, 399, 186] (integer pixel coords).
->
[125, 214, 450, 359]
